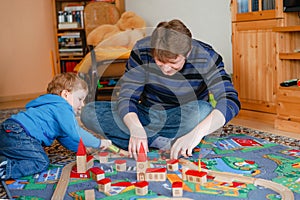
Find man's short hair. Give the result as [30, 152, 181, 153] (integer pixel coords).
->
[151, 19, 192, 63]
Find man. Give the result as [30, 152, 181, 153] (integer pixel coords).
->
[81, 19, 240, 159]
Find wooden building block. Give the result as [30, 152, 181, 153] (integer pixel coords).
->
[135, 181, 148, 196]
[84, 189, 95, 200]
[172, 181, 183, 197]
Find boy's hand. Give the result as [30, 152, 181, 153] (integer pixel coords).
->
[100, 139, 112, 150]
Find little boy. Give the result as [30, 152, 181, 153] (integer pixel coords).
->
[0, 72, 111, 180]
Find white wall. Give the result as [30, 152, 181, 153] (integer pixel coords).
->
[125, 0, 233, 73]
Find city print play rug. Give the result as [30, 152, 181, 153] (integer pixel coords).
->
[2, 125, 300, 200]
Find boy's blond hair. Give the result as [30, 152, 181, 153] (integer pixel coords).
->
[47, 72, 88, 95]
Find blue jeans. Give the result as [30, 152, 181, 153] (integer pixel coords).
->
[81, 100, 213, 150]
[0, 119, 49, 180]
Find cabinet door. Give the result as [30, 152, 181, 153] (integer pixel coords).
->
[232, 19, 277, 113]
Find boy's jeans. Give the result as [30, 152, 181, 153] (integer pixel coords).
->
[0, 119, 49, 179]
[81, 100, 213, 150]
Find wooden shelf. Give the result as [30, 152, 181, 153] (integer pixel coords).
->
[273, 26, 300, 32]
[60, 57, 83, 61]
[279, 53, 300, 60]
[98, 86, 120, 91]
[279, 85, 300, 91]
[236, 10, 276, 22]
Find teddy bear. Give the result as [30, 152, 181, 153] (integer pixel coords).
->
[86, 11, 146, 47]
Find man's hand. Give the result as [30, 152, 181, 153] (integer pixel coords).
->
[170, 131, 203, 159]
[170, 109, 226, 159]
[123, 112, 149, 160]
[128, 127, 148, 160]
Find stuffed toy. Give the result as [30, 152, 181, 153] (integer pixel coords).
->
[95, 28, 146, 49]
[87, 11, 146, 47]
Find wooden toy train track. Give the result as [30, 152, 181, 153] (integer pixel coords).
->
[51, 162, 75, 200]
[178, 158, 294, 200]
[50, 157, 294, 200]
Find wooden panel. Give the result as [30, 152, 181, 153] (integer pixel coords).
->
[277, 101, 300, 120]
[235, 19, 278, 31]
[232, 20, 277, 113]
[277, 88, 300, 132]
[236, 10, 276, 22]
[273, 26, 300, 32]
[275, 118, 300, 133]
[279, 53, 300, 60]
[239, 101, 276, 113]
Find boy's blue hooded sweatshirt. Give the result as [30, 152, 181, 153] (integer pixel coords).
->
[10, 94, 100, 152]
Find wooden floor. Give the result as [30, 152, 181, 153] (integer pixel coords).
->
[0, 99, 299, 140]
[230, 109, 299, 140]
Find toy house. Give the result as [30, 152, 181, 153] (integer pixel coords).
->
[135, 181, 149, 196]
[97, 178, 111, 193]
[166, 159, 179, 171]
[76, 138, 93, 173]
[70, 165, 90, 179]
[185, 169, 207, 184]
[90, 167, 105, 181]
[115, 159, 126, 171]
[172, 181, 183, 197]
[98, 152, 109, 163]
[145, 168, 167, 182]
[136, 143, 148, 181]
[87, 155, 94, 169]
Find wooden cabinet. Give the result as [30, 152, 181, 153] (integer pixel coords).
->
[52, 0, 125, 74]
[231, 0, 300, 133]
[231, 0, 282, 114]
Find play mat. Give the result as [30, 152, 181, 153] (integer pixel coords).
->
[2, 126, 299, 200]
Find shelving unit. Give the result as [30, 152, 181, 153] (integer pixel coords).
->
[231, 0, 300, 134]
[273, 22, 300, 133]
[52, 0, 90, 73]
[52, 0, 125, 73]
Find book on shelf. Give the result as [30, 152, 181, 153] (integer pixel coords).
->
[58, 32, 80, 37]
[58, 22, 79, 29]
[64, 5, 84, 11]
[59, 48, 83, 57]
[61, 61, 80, 73]
[59, 52, 83, 57]
[58, 34, 82, 50]
[59, 48, 83, 52]
[59, 43, 83, 48]
[57, 2, 84, 28]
